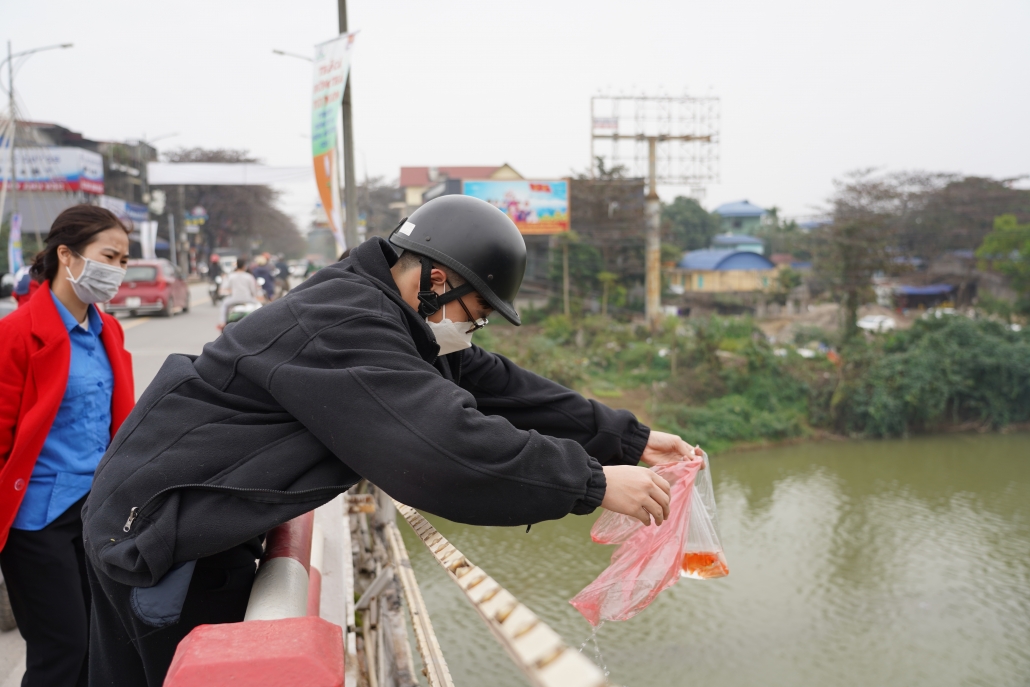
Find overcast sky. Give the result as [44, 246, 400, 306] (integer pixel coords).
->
[3, 0, 1028, 228]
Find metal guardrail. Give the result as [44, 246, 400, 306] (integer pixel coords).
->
[238, 490, 611, 687]
[245, 511, 316, 621]
[383, 519, 455, 687]
[392, 500, 608, 687]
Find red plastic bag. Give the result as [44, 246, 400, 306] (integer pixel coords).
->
[570, 452, 727, 626]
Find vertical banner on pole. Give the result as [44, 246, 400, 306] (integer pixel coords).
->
[140, 221, 158, 260]
[312, 32, 356, 256]
[8, 213, 22, 274]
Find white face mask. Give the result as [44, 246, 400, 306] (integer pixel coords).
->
[426, 297, 475, 356]
[66, 254, 126, 304]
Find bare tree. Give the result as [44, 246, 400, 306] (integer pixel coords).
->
[356, 176, 403, 239]
[901, 175, 1030, 258]
[813, 170, 909, 338]
[569, 157, 646, 281]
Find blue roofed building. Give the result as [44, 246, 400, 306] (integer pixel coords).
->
[712, 233, 765, 255]
[667, 249, 778, 294]
[713, 199, 768, 234]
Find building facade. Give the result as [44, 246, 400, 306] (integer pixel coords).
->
[712, 199, 767, 234]
[667, 249, 778, 294]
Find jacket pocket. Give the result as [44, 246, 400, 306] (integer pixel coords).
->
[130, 560, 197, 627]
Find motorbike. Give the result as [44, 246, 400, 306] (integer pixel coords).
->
[209, 275, 224, 306]
[225, 301, 261, 324]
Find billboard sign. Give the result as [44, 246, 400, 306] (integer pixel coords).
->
[311, 32, 356, 254]
[0, 147, 104, 194]
[461, 180, 569, 235]
[99, 195, 148, 224]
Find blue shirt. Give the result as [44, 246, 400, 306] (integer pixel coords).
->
[12, 291, 114, 530]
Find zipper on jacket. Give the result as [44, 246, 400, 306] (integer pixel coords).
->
[123, 507, 139, 532]
[121, 482, 350, 533]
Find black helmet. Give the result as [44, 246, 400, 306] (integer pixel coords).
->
[389, 195, 526, 325]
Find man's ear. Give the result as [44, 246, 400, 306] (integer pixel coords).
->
[429, 267, 448, 287]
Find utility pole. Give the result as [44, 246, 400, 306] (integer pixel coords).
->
[178, 185, 185, 267]
[7, 41, 16, 224]
[168, 214, 177, 270]
[593, 132, 711, 328]
[338, 0, 359, 250]
[1, 41, 72, 246]
[563, 241, 570, 317]
[589, 94, 719, 329]
[644, 136, 660, 328]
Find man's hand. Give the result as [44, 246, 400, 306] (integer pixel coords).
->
[640, 430, 704, 467]
[601, 465, 671, 526]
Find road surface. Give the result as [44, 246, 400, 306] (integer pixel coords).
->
[0, 282, 227, 685]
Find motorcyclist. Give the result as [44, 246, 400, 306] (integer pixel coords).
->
[206, 254, 221, 282]
[251, 255, 276, 301]
[273, 255, 291, 296]
[82, 195, 700, 686]
[217, 257, 263, 331]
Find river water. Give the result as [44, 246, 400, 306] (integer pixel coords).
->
[399, 432, 1030, 687]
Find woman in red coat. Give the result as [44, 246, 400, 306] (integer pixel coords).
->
[0, 205, 135, 687]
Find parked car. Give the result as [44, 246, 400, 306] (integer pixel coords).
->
[107, 259, 189, 317]
[857, 314, 896, 332]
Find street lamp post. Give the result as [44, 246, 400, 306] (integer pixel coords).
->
[337, 0, 359, 253]
[0, 41, 73, 244]
[271, 49, 312, 63]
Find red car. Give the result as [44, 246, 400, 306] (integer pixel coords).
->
[107, 259, 190, 317]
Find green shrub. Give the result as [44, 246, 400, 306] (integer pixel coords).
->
[841, 318, 1030, 436]
[657, 395, 808, 454]
[477, 310, 1030, 452]
[542, 315, 576, 344]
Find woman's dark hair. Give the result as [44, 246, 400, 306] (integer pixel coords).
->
[30, 204, 130, 283]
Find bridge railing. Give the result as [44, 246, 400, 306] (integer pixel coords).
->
[165, 486, 611, 687]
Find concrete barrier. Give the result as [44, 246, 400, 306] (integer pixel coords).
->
[164, 513, 344, 687]
[163, 617, 343, 687]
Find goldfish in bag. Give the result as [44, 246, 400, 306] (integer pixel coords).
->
[681, 450, 728, 579]
[570, 452, 727, 626]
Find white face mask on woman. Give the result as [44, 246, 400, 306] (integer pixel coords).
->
[66, 254, 126, 304]
[426, 291, 476, 356]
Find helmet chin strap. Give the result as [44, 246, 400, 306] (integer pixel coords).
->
[417, 256, 475, 319]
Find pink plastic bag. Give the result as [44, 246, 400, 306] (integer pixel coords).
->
[570, 452, 727, 625]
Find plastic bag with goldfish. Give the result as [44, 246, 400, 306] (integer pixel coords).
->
[569, 451, 727, 626]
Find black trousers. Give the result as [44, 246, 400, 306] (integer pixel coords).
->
[0, 494, 91, 687]
[86, 546, 257, 687]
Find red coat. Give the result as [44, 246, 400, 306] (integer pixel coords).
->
[0, 283, 134, 550]
[14, 280, 40, 307]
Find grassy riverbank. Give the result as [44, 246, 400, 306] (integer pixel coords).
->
[476, 313, 1030, 454]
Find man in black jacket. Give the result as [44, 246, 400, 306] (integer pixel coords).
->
[82, 195, 700, 685]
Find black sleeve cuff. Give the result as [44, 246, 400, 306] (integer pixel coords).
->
[616, 422, 651, 467]
[571, 457, 607, 515]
